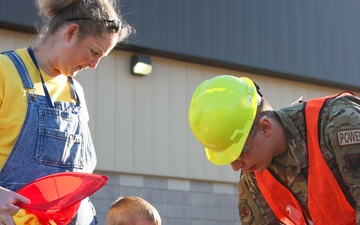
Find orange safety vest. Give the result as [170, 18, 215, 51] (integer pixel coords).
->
[254, 92, 356, 225]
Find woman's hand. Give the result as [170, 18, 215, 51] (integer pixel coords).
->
[0, 186, 30, 225]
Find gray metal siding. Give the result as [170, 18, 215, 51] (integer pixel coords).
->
[1, 0, 360, 90]
[122, 0, 360, 90]
[0, 1, 38, 31]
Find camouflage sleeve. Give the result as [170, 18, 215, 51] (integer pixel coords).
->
[324, 96, 360, 224]
[238, 171, 284, 225]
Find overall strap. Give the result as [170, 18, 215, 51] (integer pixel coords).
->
[27, 47, 54, 108]
[1, 50, 34, 89]
[68, 77, 81, 107]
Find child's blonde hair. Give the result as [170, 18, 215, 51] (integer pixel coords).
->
[107, 196, 161, 225]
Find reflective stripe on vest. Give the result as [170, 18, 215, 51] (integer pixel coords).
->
[255, 92, 355, 225]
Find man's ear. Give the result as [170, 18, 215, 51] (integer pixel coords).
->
[258, 116, 272, 137]
[65, 24, 80, 42]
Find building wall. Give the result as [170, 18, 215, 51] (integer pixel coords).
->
[121, 0, 360, 91]
[2, 1, 360, 90]
[90, 171, 239, 225]
[1, 28, 358, 224]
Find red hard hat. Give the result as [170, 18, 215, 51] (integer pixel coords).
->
[16, 172, 108, 224]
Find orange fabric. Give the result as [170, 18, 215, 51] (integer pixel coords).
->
[255, 170, 306, 225]
[255, 92, 355, 224]
[305, 93, 355, 224]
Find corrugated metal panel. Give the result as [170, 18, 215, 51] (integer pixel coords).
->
[0, 1, 39, 31]
[121, 0, 360, 90]
[2, 0, 360, 90]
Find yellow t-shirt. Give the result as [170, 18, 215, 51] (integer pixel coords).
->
[13, 209, 56, 225]
[0, 48, 87, 170]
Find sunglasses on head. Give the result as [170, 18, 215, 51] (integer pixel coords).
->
[65, 18, 121, 33]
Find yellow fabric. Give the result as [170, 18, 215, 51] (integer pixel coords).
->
[0, 48, 87, 170]
[13, 209, 56, 225]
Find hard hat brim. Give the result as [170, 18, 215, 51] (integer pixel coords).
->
[204, 127, 249, 166]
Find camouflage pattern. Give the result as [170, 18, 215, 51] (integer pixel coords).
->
[238, 93, 360, 225]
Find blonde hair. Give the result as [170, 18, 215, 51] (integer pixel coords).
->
[107, 196, 161, 225]
[35, 0, 134, 43]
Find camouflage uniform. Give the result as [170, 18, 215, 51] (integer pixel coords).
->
[238, 94, 360, 225]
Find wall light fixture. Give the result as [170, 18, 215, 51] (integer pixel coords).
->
[131, 55, 152, 75]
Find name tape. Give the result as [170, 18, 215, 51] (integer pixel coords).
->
[337, 129, 360, 146]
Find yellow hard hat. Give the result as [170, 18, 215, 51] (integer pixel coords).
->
[188, 75, 259, 165]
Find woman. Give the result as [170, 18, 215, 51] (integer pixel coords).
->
[0, 0, 133, 224]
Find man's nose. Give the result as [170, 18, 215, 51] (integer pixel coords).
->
[230, 160, 244, 171]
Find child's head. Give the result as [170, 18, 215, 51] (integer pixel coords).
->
[107, 196, 161, 225]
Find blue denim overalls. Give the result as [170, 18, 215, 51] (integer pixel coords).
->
[0, 49, 97, 225]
